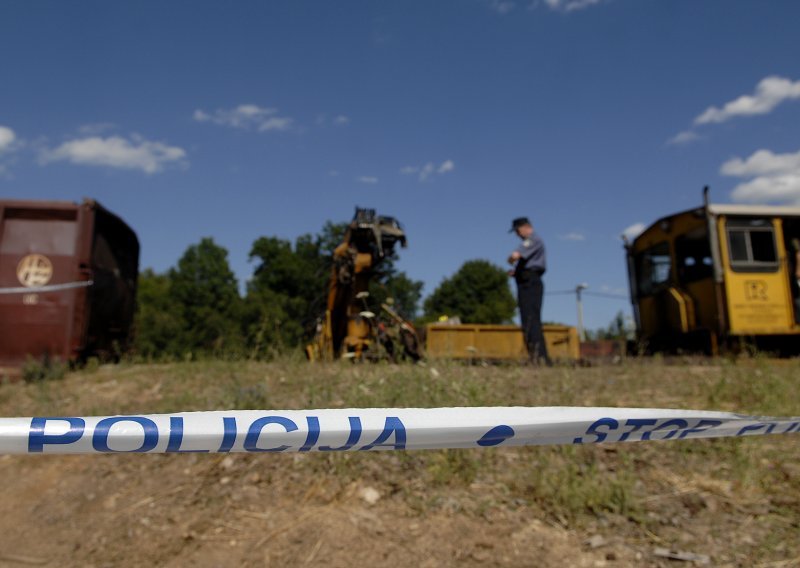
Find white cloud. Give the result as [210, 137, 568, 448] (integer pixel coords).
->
[193, 104, 293, 132]
[729, 175, 800, 204]
[560, 232, 585, 241]
[543, 0, 603, 12]
[437, 159, 455, 174]
[40, 135, 187, 174]
[419, 162, 436, 181]
[401, 159, 455, 182]
[258, 116, 293, 132]
[489, 0, 516, 14]
[721, 148, 800, 205]
[621, 222, 646, 241]
[666, 130, 700, 146]
[357, 176, 378, 184]
[328, 169, 340, 177]
[695, 76, 800, 125]
[720, 148, 800, 177]
[316, 114, 350, 127]
[0, 126, 19, 176]
[0, 126, 16, 153]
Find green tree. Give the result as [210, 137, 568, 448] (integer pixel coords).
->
[317, 221, 348, 258]
[168, 238, 243, 355]
[244, 234, 326, 353]
[133, 268, 184, 358]
[423, 260, 516, 324]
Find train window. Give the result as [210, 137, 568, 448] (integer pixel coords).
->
[636, 242, 671, 296]
[728, 231, 748, 262]
[726, 219, 779, 272]
[675, 232, 713, 283]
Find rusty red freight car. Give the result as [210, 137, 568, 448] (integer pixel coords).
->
[0, 199, 139, 369]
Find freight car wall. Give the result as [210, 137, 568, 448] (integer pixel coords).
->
[0, 200, 139, 368]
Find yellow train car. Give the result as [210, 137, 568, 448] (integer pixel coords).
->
[625, 188, 800, 355]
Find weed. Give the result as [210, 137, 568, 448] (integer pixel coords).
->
[83, 357, 101, 374]
[426, 449, 481, 486]
[21, 355, 67, 383]
[508, 446, 639, 521]
[706, 359, 799, 415]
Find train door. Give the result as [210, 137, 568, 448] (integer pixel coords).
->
[633, 241, 673, 343]
[674, 228, 716, 332]
[720, 217, 795, 334]
[782, 218, 800, 325]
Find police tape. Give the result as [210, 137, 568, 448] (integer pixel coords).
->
[0, 407, 797, 454]
[0, 280, 94, 295]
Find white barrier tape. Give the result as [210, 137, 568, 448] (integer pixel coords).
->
[0, 280, 93, 295]
[1, 407, 797, 455]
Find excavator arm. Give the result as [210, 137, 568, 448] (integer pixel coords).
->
[306, 208, 421, 362]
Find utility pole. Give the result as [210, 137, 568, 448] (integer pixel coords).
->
[576, 283, 588, 342]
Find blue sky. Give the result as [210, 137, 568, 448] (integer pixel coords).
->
[2, 0, 800, 330]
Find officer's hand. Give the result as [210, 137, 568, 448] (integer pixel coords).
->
[508, 251, 521, 264]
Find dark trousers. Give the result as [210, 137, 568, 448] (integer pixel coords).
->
[516, 271, 550, 364]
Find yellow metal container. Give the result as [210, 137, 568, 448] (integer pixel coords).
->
[425, 324, 579, 361]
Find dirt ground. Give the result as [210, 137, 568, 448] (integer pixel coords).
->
[0, 359, 797, 567]
[0, 452, 630, 567]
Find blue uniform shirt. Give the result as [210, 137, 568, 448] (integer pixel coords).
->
[515, 232, 546, 273]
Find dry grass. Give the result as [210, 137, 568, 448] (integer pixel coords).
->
[0, 356, 797, 566]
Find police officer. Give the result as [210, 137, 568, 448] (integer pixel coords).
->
[508, 217, 551, 365]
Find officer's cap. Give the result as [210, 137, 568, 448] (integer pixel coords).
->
[509, 217, 531, 232]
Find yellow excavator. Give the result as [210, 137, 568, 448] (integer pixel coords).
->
[306, 208, 422, 362]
